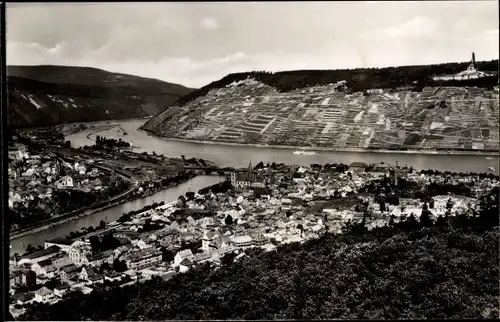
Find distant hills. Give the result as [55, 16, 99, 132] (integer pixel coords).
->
[7, 65, 194, 128]
[142, 60, 499, 153]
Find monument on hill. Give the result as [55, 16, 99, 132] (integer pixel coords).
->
[432, 52, 496, 81]
[466, 52, 477, 72]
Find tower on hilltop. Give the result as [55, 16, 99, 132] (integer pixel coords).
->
[467, 52, 477, 71]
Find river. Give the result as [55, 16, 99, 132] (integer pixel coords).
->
[11, 118, 498, 255]
[10, 175, 224, 256]
[68, 119, 498, 173]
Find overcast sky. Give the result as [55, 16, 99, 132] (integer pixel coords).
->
[7, 1, 499, 88]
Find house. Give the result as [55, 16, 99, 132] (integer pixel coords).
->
[179, 258, 194, 273]
[124, 247, 162, 270]
[57, 175, 74, 188]
[18, 245, 61, 266]
[60, 264, 79, 283]
[114, 244, 133, 261]
[10, 270, 23, 288]
[104, 270, 123, 282]
[53, 283, 71, 298]
[174, 249, 196, 266]
[231, 235, 254, 249]
[31, 259, 55, 277]
[193, 253, 211, 264]
[68, 241, 92, 265]
[85, 251, 110, 267]
[34, 286, 55, 303]
[252, 233, 269, 246]
[80, 266, 104, 285]
[36, 274, 50, 286]
[14, 292, 35, 305]
[212, 235, 232, 251]
[201, 230, 219, 252]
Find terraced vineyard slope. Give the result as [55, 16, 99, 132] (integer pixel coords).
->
[7, 65, 194, 128]
[142, 68, 499, 153]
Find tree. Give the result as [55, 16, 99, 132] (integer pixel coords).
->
[436, 215, 447, 227]
[101, 233, 120, 251]
[89, 236, 101, 252]
[99, 220, 106, 229]
[177, 195, 187, 208]
[186, 191, 195, 201]
[113, 258, 127, 272]
[221, 252, 236, 266]
[225, 215, 234, 226]
[420, 208, 434, 227]
[25, 244, 34, 254]
[161, 248, 175, 263]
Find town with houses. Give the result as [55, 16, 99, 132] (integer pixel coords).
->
[7, 141, 128, 233]
[9, 159, 499, 317]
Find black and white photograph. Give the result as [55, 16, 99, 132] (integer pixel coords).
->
[4, 1, 500, 320]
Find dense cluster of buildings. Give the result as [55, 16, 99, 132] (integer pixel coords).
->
[7, 143, 116, 231]
[9, 161, 498, 317]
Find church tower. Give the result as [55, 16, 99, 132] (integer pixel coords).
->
[247, 161, 254, 182]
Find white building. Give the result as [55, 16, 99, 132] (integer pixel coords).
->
[231, 235, 254, 249]
[34, 287, 55, 303]
[68, 241, 92, 266]
[174, 249, 196, 266]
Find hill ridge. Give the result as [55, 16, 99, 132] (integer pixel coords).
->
[142, 60, 499, 152]
[7, 65, 194, 128]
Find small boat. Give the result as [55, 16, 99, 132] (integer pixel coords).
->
[488, 167, 495, 172]
[486, 157, 492, 160]
[293, 150, 316, 156]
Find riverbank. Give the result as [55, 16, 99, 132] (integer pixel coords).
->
[10, 175, 225, 255]
[140, 129, 499, 157]
[9, 172, 220, 241]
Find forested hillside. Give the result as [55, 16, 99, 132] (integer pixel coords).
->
[7, 65, 194, 128]
[170, 60, 498, 108]
[19, 187, 499, 320]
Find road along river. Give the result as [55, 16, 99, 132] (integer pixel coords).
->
[68, 119, 499, 174]
[10, 175, 224, 256]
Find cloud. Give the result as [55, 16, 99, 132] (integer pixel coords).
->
[361, 16, 440, 40]
[200, 17, 219, 30]
[6, 2, 499, 88]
